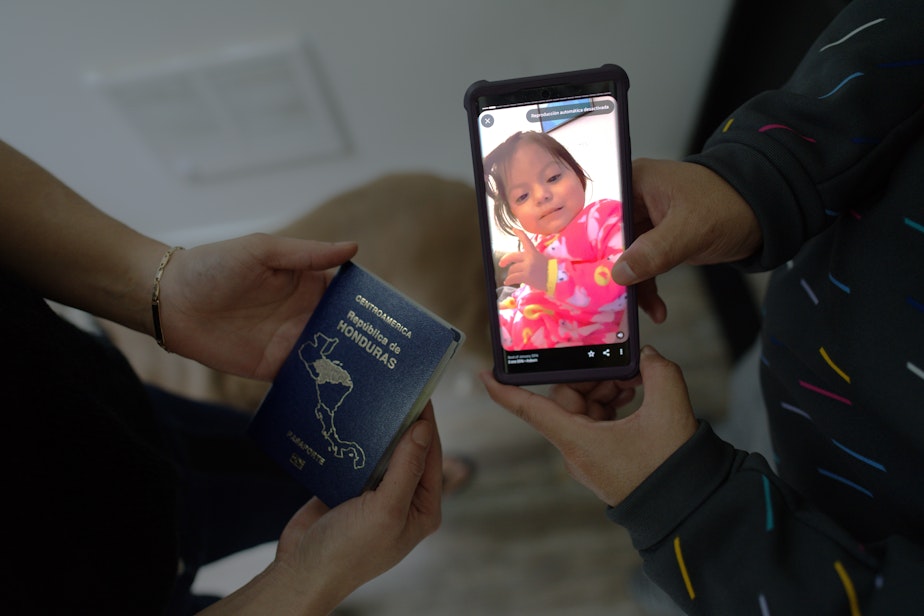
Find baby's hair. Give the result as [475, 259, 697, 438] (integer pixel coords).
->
[484, 131, 589, 235]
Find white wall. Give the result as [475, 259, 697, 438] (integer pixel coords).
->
[0, 0, 732, 246]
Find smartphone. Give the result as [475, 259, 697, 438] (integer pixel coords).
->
[464, 64, 639, 385]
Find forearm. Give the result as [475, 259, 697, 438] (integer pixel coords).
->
[0, 140, 167, 335]
[197, 561, 345, 616]
[611, 423, 924, 614]
[685, 0, 924, 270]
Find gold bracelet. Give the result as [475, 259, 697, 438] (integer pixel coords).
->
[151, 246, 183, 351]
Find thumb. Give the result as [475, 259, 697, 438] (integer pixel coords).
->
[262, 236, 359, 271]
[611, 217, 689, 286]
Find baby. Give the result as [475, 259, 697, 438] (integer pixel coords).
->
[484, 130, 627, 351]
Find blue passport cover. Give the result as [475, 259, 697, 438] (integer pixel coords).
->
[248, 261, 464, 507]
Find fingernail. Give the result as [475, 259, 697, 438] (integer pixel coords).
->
[611, 260, 637, 285]
[411, 421, 433, 447]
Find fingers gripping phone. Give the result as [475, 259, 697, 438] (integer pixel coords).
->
[464, 65, 639, 385]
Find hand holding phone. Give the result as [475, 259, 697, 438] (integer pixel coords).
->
[464, 65, 640, 385]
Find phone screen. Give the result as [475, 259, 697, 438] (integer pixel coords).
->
[466, 66, 638, 384]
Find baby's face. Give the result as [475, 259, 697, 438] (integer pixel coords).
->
[504, 142, 585, 235]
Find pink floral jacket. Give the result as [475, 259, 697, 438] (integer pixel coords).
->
[498, 198, 627, 350]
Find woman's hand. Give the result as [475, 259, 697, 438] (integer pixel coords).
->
[614, 159, 762, 323]
[480, 346, 698, 507]
[157, 234, 357, 380]
[200, 403, 443, 615]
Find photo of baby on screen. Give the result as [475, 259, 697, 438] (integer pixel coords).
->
[482, 109, 628, 352]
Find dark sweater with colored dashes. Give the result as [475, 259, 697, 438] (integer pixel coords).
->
[610, 0, 924, 613]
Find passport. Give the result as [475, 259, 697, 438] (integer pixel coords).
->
[248, 261, 465, 507]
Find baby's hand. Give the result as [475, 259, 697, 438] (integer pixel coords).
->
[498, 229, 550, 289]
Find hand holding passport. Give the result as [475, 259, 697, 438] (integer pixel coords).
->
[249, 261, 465, 507]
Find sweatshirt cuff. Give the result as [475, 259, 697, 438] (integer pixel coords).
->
[685, 139, 823, 272]
[607, 421, 736, 551]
